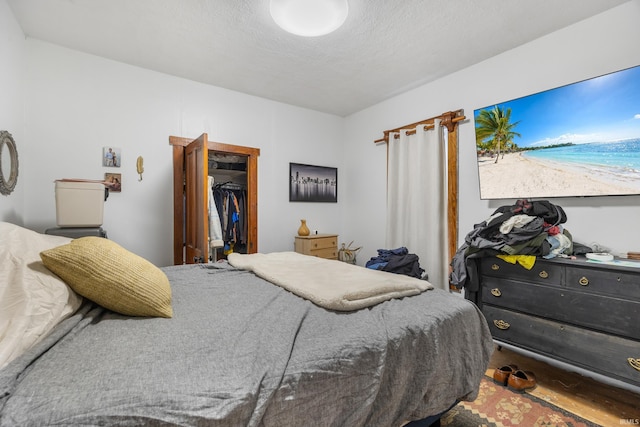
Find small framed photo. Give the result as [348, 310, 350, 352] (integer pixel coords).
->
[103, 147, 121, 167]
[104, 173, 122, 193]
[289, 163, 337, 202]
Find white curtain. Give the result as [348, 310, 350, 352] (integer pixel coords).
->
[385, 121, 449, 290]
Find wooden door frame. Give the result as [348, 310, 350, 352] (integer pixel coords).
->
[170, 134, 260, 265]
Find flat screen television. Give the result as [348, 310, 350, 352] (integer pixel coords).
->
[474, 64, 640, 200]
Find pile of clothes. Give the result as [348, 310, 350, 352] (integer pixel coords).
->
[450, 199, 591, 289]
[366, 247, 426, 279]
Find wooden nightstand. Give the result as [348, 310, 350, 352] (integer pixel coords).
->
[294, 234, 338, 259]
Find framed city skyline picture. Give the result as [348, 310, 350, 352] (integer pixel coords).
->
[289, 162, 337, 202]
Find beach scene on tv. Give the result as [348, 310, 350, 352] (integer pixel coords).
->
[474, 65, 640, 200]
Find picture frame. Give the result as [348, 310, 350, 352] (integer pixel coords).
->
[104, 173, 122, 193]
[289, 162, 337, 202]
[102, 147, 121, 168]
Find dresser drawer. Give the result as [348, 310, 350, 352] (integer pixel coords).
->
[479, 257, 562, 286]
[566, 266, 640, 300]
[482, 280, 640, 340]
[483, 305, 640, 386]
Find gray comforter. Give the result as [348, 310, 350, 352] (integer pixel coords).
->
[0, 263, 493, 426]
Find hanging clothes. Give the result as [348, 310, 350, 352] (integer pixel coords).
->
[208, 177, 224, 253]
[213, 182, 247, 254]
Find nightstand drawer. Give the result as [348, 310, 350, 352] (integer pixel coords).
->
[309, 247, 338, 259]
[479, 257, 562, 286]
[482, 280, 640, 339]
[306, 236, 337, 250]
[484, 305, 640, 387]
[294, 234, 338, 260]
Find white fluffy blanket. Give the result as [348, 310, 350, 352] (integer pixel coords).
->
[227, 252, 433, 311]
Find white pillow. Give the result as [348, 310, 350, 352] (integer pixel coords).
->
[0, 222, 83, 370]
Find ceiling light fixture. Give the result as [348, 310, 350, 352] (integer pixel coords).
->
[270, 0, 349, 37]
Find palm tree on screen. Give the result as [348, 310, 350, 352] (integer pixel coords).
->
[475, 106, 521, 163]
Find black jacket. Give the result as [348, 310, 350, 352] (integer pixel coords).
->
[381, 254, 425, 279]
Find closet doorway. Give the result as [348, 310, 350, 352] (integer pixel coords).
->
[170, 133, 260, 265]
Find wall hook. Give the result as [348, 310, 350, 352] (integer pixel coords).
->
[136, 156, 144, 181]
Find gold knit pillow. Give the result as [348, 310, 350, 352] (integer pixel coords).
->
[40, 237, 173, 318]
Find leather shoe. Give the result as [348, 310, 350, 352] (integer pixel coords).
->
[492, 364, 518, 386]
[507, 370, 537, 392]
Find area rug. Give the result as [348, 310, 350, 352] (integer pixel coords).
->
[440, 376, 600, 427]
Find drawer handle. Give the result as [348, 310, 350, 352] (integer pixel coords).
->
[579, 276, 589, 286]
[539, 270, 549, 279]
[629, 358, 640, 372]
[490, 288, 502, 297]
[493, 319, 510, 330]
[491, 264, 500, 271]
[313, 243, 318, 248]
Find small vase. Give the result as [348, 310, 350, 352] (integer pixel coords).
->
[298, 219, 310, 236]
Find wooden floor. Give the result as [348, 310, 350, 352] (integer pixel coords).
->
[487, 346, 640, 426]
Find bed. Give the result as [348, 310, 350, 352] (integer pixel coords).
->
[0, 222, 493, 426]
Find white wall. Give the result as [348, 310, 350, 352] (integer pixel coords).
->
[0, 0, 25, 223]
[21, 40, 344, 266]
[345, 1, 640, 265]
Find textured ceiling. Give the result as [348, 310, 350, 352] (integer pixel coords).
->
[7, 0, 628, 116]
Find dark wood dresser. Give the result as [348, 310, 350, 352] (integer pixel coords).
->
[465, 255, 640, 391]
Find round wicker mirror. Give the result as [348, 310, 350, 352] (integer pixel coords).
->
[0, 130, 19, 195]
